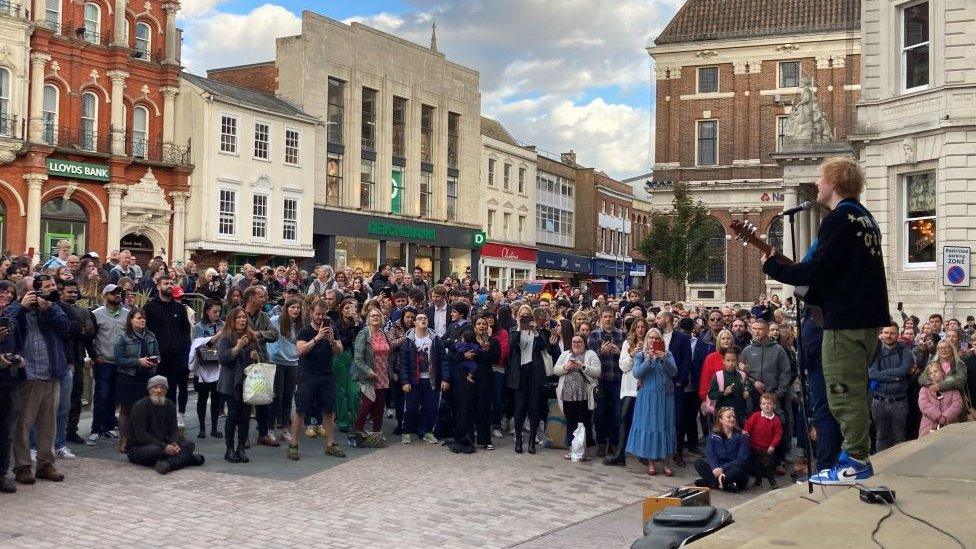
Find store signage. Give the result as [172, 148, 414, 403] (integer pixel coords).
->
[481, 243, 536, 262]
[629, 263, 647, 276]
[943, 246, 970, 287]
[537, 250, 591, 273]
[46, 159, 110, 182]
[391, 170, 404, 214]
[367, 220, 435, 241]
[760, 192, 784, 202]
[472, 231, 487, 248]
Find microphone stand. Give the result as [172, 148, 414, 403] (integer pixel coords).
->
[784, 208, 816, 494]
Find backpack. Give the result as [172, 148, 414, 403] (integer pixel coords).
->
[701, 370, 746, 416]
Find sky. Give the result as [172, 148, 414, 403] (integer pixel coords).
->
[178, 0, 685, 179]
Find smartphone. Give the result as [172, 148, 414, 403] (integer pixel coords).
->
[652, 340, 666, 353]
[601, 332, 612, 344]
[147, 356, 160, 365]
[322, 317, 332, 328]
[897, 302, 903, 311]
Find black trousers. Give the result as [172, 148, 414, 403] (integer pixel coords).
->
[453, 374, 477, 450]
[194, 379, 222, 432]
[159, 352, 190, 414]
[0, 385, 15, 476]
[694, 458, 749, 491]
[128, 440, 197, 471]
[562, 400, 595, 447]
[675, 391, 701, 453]
[67, 362, 84, 436]
[513, 364, 542, 439]
[222, 390, 251, 450]
[608, 396, 636, 462]
[277, 364, 298, 429]
[474, 363, 494, 445]
[748, 448, 777, 480]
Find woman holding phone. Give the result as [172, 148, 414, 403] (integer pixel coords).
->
[553, 334, 601, 459]
[217, 307, 264, 463]
[507, 305, 560, 454]
[626, 328, 678, 476]
[113, 307, 160, 453]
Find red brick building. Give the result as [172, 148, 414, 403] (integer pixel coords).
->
[0, 0, 190, 263]
[647, 0, 860, 305]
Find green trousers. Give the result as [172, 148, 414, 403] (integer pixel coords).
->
[821, 328, 879, 461]
[333, 351, 360, 429]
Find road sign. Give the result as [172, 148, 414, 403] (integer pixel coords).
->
[943, 246, 970, 287]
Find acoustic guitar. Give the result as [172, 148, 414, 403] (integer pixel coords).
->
[729, 219, 809, 300]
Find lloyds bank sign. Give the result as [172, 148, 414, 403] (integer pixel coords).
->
[45, 159, 110, 182]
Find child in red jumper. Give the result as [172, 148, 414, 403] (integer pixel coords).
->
[744, 392, 783, 489]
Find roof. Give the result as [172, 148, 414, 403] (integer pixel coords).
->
[655, 0, 860, 45]
[480, 116, 521, 148]
[181, 72, 315, 121]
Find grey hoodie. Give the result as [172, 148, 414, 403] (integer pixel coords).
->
[742, 338, 792, 401]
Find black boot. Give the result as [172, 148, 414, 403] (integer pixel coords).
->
[211, 424, 223, 438]
[527, 428, 537, 454]
[224, 447, 241, 463]
[514, 433, 523, 454]
[236, 444, 249, 463]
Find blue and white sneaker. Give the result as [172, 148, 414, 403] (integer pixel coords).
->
[808, 451, 873, 485]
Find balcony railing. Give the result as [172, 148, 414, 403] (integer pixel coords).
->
[0, 0, 25, 18]
[127, 134, 192, 165]
[52, 126, 111, 153]
[0, 114, 19, 139]
[41, 20, 62, 34]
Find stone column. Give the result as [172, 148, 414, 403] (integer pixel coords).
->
[162, 3, 180, 64]
[107, 70, 129, 155]
[170, 191, 188, 261]
[23, 173, 47, 256]
[808, 206, 820, 248]
[27, 53, 51, 143]
[780, 185, 798, 299]
[104, 183, 127, 252]
[113, 0, 127, 46]
[797, 201, 811, 258]
[160, 86, 179, 144]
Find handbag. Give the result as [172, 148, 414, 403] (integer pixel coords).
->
[243, 362, 277, 405]
[195, 344, 219, 366]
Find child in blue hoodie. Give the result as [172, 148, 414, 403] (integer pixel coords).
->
[694, 407, 751, 493]
[453, 331, 483, 382]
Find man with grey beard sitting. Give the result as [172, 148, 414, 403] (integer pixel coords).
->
[127, 376, 205, 474]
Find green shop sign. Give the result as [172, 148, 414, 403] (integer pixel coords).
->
[472, 230, 487, 248]
[46, 159, 110, 182]
[367, 220, 436, 241]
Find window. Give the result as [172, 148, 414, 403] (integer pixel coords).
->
[766, 218, 783, 277]
[902, 1, 929, 91]
[696, 120, 717, 166]
[778, 61, 800, 88]
[391, 167, 404, 214]
[253, 121, 269, 160]
[361, 88, 376, 150]
[360, 159, 375, 210]
[518, 167, 526, 194]
[220, 115, 237, 154]
[0, 69, 9, 137]
[503, 163, 511, 190]
[904, 171, 936, 266]
[420, 171, 432, 217]
[282, 198, 298, 241]
[131, 106, 148, 158]
[83, 3, 100, 44]
[42, 85, 58, 144]
[688, 218, 726, 284]
[392, 97, 406, 157]
[487, 158, 496, 186]
[487, 209, 495, 237]
[446, 176, 458, 221]
[45, 0, 60, 31]
[420, 105, 434, 163]
[251, 194, 268, 239]
[327, 78, 344, 144]
[326, 155, 342, 206]
[776, 116, 789, 151]
[697, 66, 718, 93]
[447, 112, 460, 168]
[218, 189, 237, 236]
[536, 204, 574, 237]
[503, 212, 511, 239]
[135, 22, 151, 58]
[284, 128, 300, 165]
[518, 215, 525, 235]
[80, 92, 97, 151]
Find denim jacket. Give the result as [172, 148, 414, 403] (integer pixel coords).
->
[114, 330, 160, 377]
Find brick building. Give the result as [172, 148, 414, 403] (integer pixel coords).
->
[647, 0, 860, 305]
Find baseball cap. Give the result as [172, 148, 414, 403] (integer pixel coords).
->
[101, 284, 123, 295]
[88, 251, 100, 259]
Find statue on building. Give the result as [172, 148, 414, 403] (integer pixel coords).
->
[785, 77, 833, 144]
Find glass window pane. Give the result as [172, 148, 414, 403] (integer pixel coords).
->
[904, 2, 929, 47]
[698, 67, 718, 93]
[905, 44, 929, 89]
[906, 172, 935, 217]
[906, 219, 936, 264]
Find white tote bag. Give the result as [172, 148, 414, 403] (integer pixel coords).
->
[243, 362, 277, 405]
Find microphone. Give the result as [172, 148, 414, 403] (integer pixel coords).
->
[776, 200, 814, 218]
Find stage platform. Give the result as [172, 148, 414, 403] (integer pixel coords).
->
[691, 422, 976, 548]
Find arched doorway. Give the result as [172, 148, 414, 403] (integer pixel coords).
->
[41, 198, 87, 259]
[120, 233, 155, 267]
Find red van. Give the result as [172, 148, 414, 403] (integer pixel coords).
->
[520, 280, 569, 296]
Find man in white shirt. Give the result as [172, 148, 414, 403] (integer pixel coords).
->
[425, 285, 450, 338]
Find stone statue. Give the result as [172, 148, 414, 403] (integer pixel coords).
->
[902, 138, 916, 164]
[785, 77, 833, 143]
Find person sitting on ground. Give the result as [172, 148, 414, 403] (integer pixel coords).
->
[917, 363, 964, 437]
[127, 376, 205, 474]
[694, 407, 750, 493]
[744, 393, 783, 489]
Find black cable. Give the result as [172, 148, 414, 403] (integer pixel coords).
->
[855, 483, 966, 549]
[869, 504, 892, 549]
[891, 499, 966, 549]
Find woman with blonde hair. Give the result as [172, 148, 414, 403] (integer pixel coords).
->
[919, 339, 968, 393]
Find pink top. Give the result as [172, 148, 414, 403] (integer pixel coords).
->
[941, 360, 952, 374]
[371, 331, 390, 390]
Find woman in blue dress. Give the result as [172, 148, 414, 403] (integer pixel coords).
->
[626, 328, 678, 476]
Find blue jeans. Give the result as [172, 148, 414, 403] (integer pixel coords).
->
[403, 378, 438, 437]
[802, 317, 841, 470]
[594, 379, 622, 446]
[92, 363, 117, 435]
[491, 370, 506, 427]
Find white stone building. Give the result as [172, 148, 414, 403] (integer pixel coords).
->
[0, 4, 30, 169]
[177, 73, 318, 267]
[852, 0, 976, 320]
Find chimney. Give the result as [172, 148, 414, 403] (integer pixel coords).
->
[560, 150, 577, 166]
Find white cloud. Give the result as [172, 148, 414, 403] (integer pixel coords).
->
[180, 4, 300, 74]
[177, 0, 225, 19]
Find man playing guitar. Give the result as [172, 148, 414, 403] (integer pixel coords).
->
[756, 157, 890, 485]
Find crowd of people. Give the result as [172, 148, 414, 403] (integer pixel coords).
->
[0, 236, 973, 495]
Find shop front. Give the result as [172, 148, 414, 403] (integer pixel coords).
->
[592, 257, 632, 297]
[628, 261, 649, 292]
[313, 209, 484, 280]
[479, 243, 537, 291]
[536, 249, 592, 286]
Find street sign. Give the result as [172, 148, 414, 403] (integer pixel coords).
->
[943, 246, 970, 287]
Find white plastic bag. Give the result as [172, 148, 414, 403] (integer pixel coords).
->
[570, 423, 586, 462]
[243, 363, 277, 405]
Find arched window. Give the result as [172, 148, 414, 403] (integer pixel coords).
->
[135, 22, 151, 58]
[42, 84, 58, 144]
[81, 92, 97, 150]
[132, 105, 148, 158]
[688, 218, 726, 284]
[0, 69, 10, 137]
[767, 217, 784, 254]
[83, 3, 101, 44]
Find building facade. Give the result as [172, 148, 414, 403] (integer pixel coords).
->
[534, 153, 593, 286]
[592, 171, 634, 296]
[623, 173, 653, 292]
[851, 0, 976, 320]
[177, 73, 317, 270]
[0, 2, 32, 254]
[647, 0, 861, 305]
[0, 0, 191, 263]
[207, 13, 484, 279]
[479, 116, 536, 290]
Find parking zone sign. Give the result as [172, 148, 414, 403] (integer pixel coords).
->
[943, 246, 970, 287]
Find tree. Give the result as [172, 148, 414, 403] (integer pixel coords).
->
[636, 182, 722, 285]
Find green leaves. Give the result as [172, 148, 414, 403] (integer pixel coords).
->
[636, 182, 722, 284]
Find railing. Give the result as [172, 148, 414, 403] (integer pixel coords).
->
[74, 27, 108, 46]
[0, 0, 25, 18]
[53, 126, 111, 154]
[40, 20, 62, 34]
[127, 135, 192, 165]
[0, 114, 18, 139]
[361, 136, 374, 150]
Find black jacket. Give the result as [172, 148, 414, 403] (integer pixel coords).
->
[763, 198, 890, 330]
[507, 327, 560, 391]
[143, 297, 192, 355]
